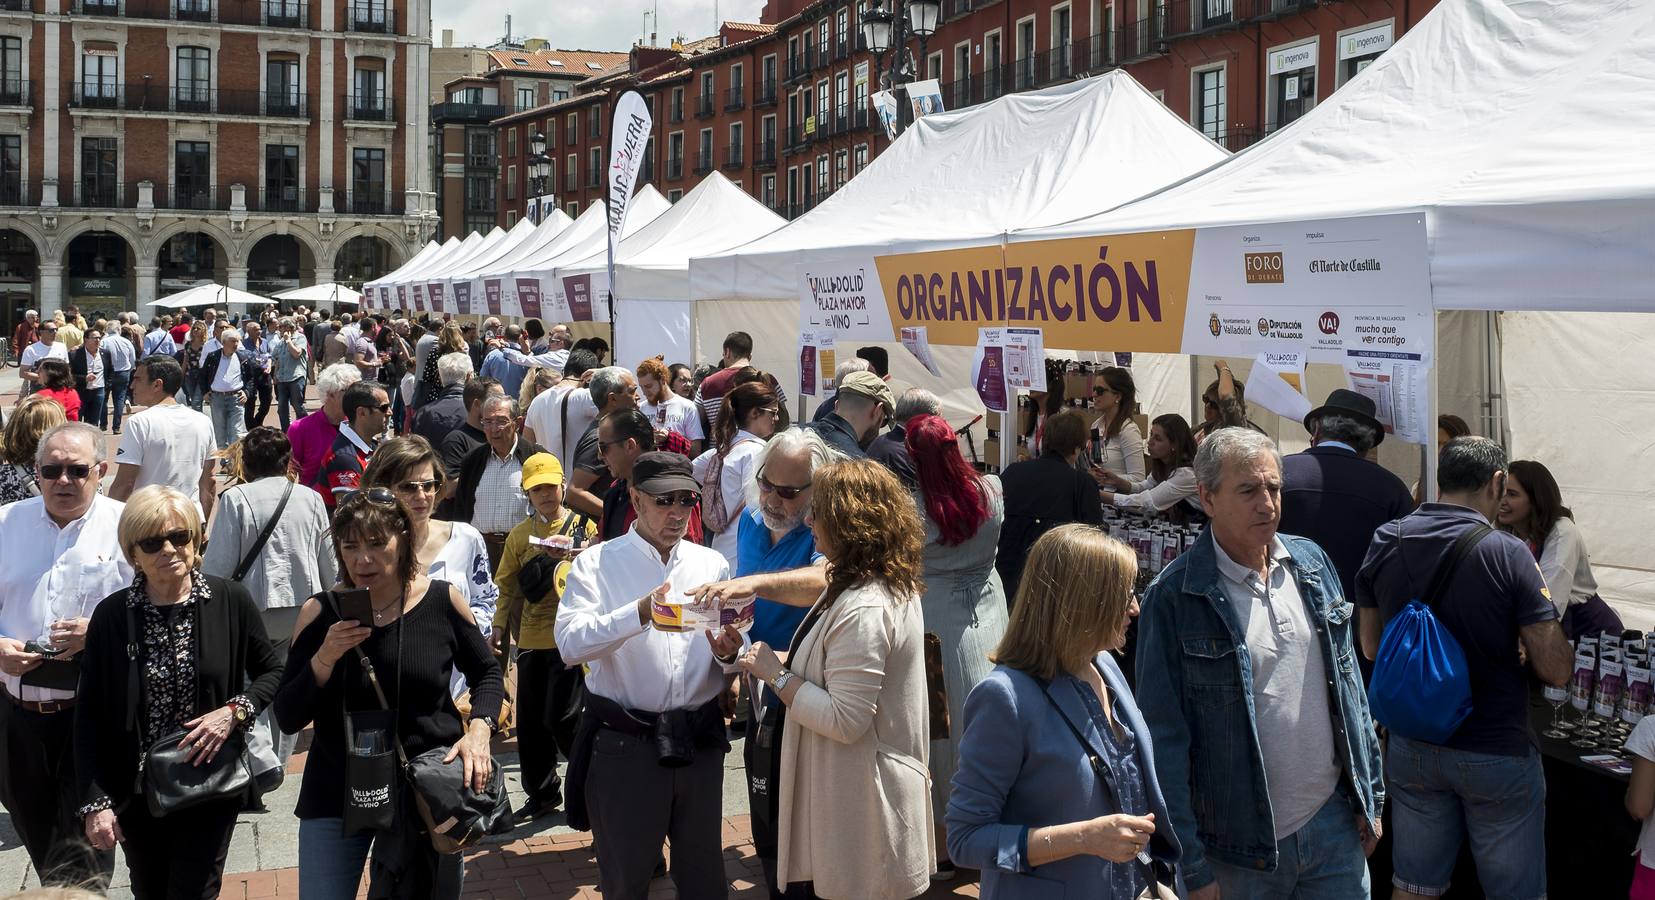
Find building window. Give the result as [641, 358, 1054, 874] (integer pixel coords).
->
[671, 86, 684, 121]
[505, 165, 517, 200]
[816, 154, 829, 196]
[1193, 66, 1225, 142]
[762, 174, 776, 207]
[1052, 5, 1073, 80]
[836, 7, 850, 55]
[854, 61, 869, 124]
[505, 210, 517, 227]
[728, 121, 743, 167]
[834, 149, 848, 188]
[354, 61, 386, 118]
[174, 140, 211, 209]
[588, 146, 601, 185]
[468, 130, 495, 167]
[565, 153, 576, 191]
[816, 79, 829, 121]
[667, 189, 682, 202]
[79, 137, 116, 206]
[668, 132, 684, 178]
[263, 144, 299, 211]
[761, 55, 776, 96]
[552, 86, 570, 101]
[466, 175, 495, 208]
[817, 20, 829, 59]
[516, 86, 535, 109]
[0, 38, 22, 104]
[697, 128, 712, 173]
[351, 147, 386, 213]
[566, 112, 577, 145]
[505, 127, 517, 159]
[176, 46, 211, 111]
[266, 54, 300, 115]
[565, 201, 579, 216]
[1268, 41, 1316, 131]
[350, 0, 387, 30]
[854, 143, 869, 174]
[80, 46, 118, 105]
[1015, 18, 1036, 90]
[1202, 0, 1233, 29]
[1337, 21, 1393, 85]
[786, 166, 798, 208]
[589, 107, 601, 138]
[984, 31, 1003, 98]
[0, 134, 19, 204]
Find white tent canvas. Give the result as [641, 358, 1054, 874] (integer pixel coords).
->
[272, 283, 363, 307]
[508, 185, 672, 322]
[559, 173, 786, 367]
[364, 239, 447, 309]
[151, 283, 272, 309]
[386, 229, 498, 312]
[688, 71, 1228, 423]
[425, 214, 568, 316]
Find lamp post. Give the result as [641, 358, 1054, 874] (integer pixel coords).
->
[527, 131, 550, 223]
[860, 0, 941, 136]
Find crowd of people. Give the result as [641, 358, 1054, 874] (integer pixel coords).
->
[0, 307, 1627, 900]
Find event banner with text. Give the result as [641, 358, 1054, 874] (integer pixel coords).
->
[797, 213, 1430, 365]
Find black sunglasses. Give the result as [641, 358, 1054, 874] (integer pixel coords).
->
[135, 529, 192, 555]
[39, 463, 92, 482]
[375, 403, 393, 413]
[757, 472, 811, 500]
[649, 492, 699, 508]
[395, 479, 440, 494]
[342, 487, 398, 506]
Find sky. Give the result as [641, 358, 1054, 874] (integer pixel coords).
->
[432, 0, 768, 52]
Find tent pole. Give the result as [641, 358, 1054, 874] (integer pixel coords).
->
[1425, 313, 1439, 502]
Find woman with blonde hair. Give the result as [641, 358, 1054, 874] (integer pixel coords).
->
[0, 395, 67, 505]
[947, 524, 1181, 899]
[413, 322, 467, 409]
[736, 458, 934, 899]
[637, 355, 705, 453]
[182, 320, 210, 410]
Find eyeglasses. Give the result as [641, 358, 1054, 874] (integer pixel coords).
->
[395, 479, 440, 494]
[1093, 386, 1117, 396]
[649, 492, 699, 508]
[757, 473, 811, 500]
[756, 407, 780, 417]
[375, 403, 393, 413]
[39, 463, 92, 482]
[597, 438, 626, 452]
[135, 529, 192, 555]
[481, 417, 514, 428]
[342, 487, 398, 506]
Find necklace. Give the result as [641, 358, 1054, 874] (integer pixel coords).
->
[371, 592, 404, 624]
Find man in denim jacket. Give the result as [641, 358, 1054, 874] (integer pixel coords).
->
[1137, 428, 1384, 898]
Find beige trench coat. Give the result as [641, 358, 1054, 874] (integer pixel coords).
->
[776, 580, 934, 900]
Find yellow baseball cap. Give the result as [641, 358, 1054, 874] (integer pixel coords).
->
[521, 453, 564, 490]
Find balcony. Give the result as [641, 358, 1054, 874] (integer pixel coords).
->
[0, 179, 21, 204]
[785, 121, 812, 151]
[693, 148, 713, 175]
[259, 0, 307, 27]
[345, 93, 394, 122]
[173, 0, 208, 20]
[724, 85, 745, 112]
[563, 172, 578, 192]
[832, 40, 850, 62]
[786, 46, 815, 83]
[753, 140, 776, 170]
[1158, 0, 1314, 41]
[346, 5, 388, 33]
[65, 182, 128, 208]
[585, 168, 600, 188]
[263, 90, 307, 118]
[722, 146, 743, 170]
[666, 154, 683, 179]
[755, 80, 777, 107]
[429, 100, 511, 123]
[163, 183, 231, 211]
[254, 186, 306, 212]
[1115, 13, 1168, 63]
[345, 190, 391, 214]
[695, 94, 716, 119]
[0, 79, 30, 107]
[0, 0, 28, 10]
[69, 0, 119, 14]
[69, 83, 313, 118]
[785, 198, 814, 219]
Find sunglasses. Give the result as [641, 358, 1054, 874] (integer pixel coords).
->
[39, 463, 93, 481]
[757, 473, 810, 500]
[1093, 386, 1117, 395]
[375, 403, 393, 413]
[136, 529, 192, 555]
[395, 479, 440, 494]
[342, 487, 398, 506]
[649, 492, 699, 508]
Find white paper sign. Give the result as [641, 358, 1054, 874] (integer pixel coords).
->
[797, 260, 893, 339]
[900, 326, 942, 377]
[871, 90, 900, 141]
[798, 331, 836, 398]
[1343, 350, 1429, 445]
[1248, 351, 1312, 423]
[1003, 328, 1046, 391]
[906, 78, 944, 119]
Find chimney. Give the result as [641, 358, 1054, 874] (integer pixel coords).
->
[441, 28, 453, 48]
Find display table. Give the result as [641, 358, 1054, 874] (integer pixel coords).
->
[1529, 695, 1639, 896]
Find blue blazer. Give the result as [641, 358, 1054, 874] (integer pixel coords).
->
[946, 653, 1182, 899]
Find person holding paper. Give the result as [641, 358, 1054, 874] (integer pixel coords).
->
[1097, 414, 1202, 524]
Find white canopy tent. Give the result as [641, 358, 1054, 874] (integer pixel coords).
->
[150, 283, 272, 309]
[1008, 0, 1655, 621]
[689, 71, 1229, 423]
[378, 229, 498, 312]
[558, 172, 786, 368]
[507, 185, 672, 321]
[435, 211, 574, 316]
[460, 203, 612, 319]
[363, 238, 451, 309]
[272, 283, 363, 307]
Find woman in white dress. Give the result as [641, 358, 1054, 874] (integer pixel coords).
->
[692, 381, 780, 568]
[1089, 366, 1146, 489]
[637, 356, 706, 455]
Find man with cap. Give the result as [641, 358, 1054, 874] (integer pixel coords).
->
[806, 370, 894, 460]
[555, 451, 744, 899]
[489, 452, 597, 822]
[1280, 388, 1414, 601]
[810, 346, 888, 423]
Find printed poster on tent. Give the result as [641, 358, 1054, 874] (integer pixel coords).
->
[1003, 327, 1045, 391]
[871, 90, 899, 141]
[900, 326, 942, 377]
[516, 278, 544, 320]
[1343, 349, 1429, 444]
[906, 79, 944, 120]
[799, 331, 836, 397]
[972, 328, 1009, 413]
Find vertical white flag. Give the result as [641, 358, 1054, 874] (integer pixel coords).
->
[607, 91, 653, 330]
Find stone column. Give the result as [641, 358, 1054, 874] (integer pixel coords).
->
[134, 264, 159, 311]
[37, 263, 63, 311]
[227, 266, 249, 292]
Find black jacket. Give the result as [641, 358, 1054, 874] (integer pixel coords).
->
[73, 575, 284, 810]
[996, 452, 1105, 600]
[410, 383, 467, 452]
[450, 438, 546, 525]
[1281, 444, 1414, 600]
[68, 345, 114, 391]
[201, 347, 256, 393]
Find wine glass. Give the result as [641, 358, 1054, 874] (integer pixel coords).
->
[1542, 685, 1573, 738]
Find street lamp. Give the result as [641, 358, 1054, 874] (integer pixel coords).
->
[860, 0, 941, 136]
[527, 131, 550, 222]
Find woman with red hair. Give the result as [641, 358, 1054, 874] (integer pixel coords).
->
[905, 412, 1009, 881]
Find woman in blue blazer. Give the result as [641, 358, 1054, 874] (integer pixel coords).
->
[947, 524, 1182, 899]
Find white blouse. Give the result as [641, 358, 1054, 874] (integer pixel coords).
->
[1113, 466, 1200, 514]
[692, 430, 767, 568]
[1096, 418, 1147, 488]
[1538, 516, 1598, 614]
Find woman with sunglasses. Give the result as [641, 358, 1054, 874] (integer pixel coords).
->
[75, 485, 284, 899]
[180, 321, 210, 411]
[274, 489, 503, 900]
[693, 381, 781, 568]
[0, 395, 66, 506]
[1090, 367, 1146, 489]
[362, 436, 499, 649]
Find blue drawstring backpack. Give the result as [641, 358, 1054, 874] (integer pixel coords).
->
[1368, 524, 1491, 744]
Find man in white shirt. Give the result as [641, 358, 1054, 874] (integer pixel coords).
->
[19, 321, 67, 392]
[205, 330, 251, 449]
[101, 325, 137, 434]
[0, 422, 133, 887]
[555, 451, 744, 899]
[495, 323, 572, 377]
[522, 348, 601, 469]
[109, 355, 219, 520]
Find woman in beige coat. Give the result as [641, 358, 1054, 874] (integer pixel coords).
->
[737, 459, 934, 900]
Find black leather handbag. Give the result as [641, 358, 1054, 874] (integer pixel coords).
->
[125, 604, 254, 818]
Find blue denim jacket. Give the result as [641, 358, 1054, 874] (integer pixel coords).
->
[1134, 529, 1384, 890]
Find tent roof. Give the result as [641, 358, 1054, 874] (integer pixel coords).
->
[511, 184, 672, 277]
[386, 229, 497, 287]
[151, 283, 271, 308]
[438, 213, 567, 282]
[560, 172, 785, 300]
[271, 283, 363, 305]
[1016, 0, 1655, 313]
[690, 70, 1227, 301]
[366, 238, 449, 289]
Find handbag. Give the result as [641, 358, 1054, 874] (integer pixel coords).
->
[231, 480, 292, 582]
[1037, 678, 1177, 900]
[124, 604, 254, 818]
[336, 592, 513, 854]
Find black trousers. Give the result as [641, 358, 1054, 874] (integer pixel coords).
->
[244, 376, 273, 430]
[586, 727, 727, 900]
[0, 699, 114, 888]
[515, 648, 581, 806]
[118, 798, 239, 900]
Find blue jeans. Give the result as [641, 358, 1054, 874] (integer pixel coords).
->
[183, 370, 205, 410]
[1387, 736, 1547, 900]
[1208, 792, 1371, 899]
[208, 391, 246, 449]
[107, 369, 131, 431]
[276, 377, 308, 431]
[76, 388, 106, 428]
[297, 818, 374, 900]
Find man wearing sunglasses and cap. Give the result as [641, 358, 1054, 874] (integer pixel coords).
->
[0, 422, 133, 888]
[806, 370, 894, 461]
[555, 451, 746, 899]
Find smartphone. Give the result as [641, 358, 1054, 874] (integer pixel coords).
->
[336, 588, 375, 626]
[22, 640, 62, 657]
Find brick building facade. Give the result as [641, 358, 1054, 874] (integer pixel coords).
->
[486, 0, 1438, 235]
[0, 0, 436, 337]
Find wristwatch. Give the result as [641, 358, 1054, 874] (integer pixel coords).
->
[230, 703, 250, 724]
[476, 715, 500, 733]
[771, 670, 797, 693]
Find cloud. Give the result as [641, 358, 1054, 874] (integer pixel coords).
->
[433, 0, 767, 51]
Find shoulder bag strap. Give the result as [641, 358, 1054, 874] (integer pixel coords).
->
[231, 480, 293, 582]
[1420, 523, 1493, 609]
[125, 604, 141, 734]
[324, 590, 411, 768]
